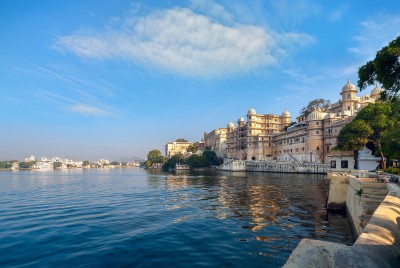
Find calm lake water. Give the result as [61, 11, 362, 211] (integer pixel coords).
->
[0, 168, 352, 267]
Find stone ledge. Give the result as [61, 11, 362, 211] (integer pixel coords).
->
[284, 182, 400, 267]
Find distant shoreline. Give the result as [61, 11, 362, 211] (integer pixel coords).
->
[0, 166, 141, 171]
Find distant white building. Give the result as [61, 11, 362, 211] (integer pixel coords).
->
[25, 155, 36, 162]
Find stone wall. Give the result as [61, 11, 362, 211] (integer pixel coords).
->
[346, 177, 388, 237]
[218, 159, 330, 174]
[326, 173, 349, 211]
[284, 179, 400, 267]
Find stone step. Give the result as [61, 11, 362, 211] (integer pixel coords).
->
[361, 215, 372, 227]
[361, 195, 386, 202]
[362, 188, 388, 195]
[362, 206, 379, 215]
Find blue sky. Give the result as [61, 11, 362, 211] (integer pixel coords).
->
[1, 0, 400, 161]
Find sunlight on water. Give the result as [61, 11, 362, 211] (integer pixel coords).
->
[0, 169, 352, 267]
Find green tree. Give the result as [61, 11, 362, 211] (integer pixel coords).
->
[162, 154, 185, 171]
[19, 161, 35, 169]
[299, 99, 331, 117]
[111, 161, 120, 166]
[357, 102, 394, 168]
[202, 151, 219, 166]
[336, 119, 373, 151]
[175, 138, 188, 142]
[53, 162, 62, 169]
[0, 160, 17, 169]
[336, 102, 396, 168]
[381, 100, 400, 162]
[186, 144, 198, 153]
[358, 36, 400, 100]
[82, 161, 91, 167]
[147, 149, 165, 163]
[186, 155, 208, 168]
[144, 160, 153, 168]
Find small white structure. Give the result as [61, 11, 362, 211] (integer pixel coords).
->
[357, 147, 380, 171]
[327, 151, 355, 171]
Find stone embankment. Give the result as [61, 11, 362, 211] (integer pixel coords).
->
[218, 159, 329, 174]
[284, 172, 400, 267]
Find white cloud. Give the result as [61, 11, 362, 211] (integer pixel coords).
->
[328, 5, 348, 22]
[270, 0, 320, 26]
[56, 6, 313, 77]
[348, 14, 400, 59]
[189, 0, 234, 24]
[69, 104, 110, 116]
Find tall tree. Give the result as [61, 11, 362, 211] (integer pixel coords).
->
[175, 138, 188, 142]
[202, 151, 219, 166]
[336, 102, 395, 168]
[147, 149, 164, 163]
[336, 119, 373, 151]
[358, 36, 400, 100]
[356, 102, 394, 168]
[299, 99, 331, 117]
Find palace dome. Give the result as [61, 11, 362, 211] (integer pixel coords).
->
[227, 122, 235, 128]
[307, 110, 327, 121]
[324, 113, 335, 119]
[370, 83, 383, 96]
[247, 107, 256, 115]
[282, 109, 290, 117]
[239, 117, 245, 122]
[342, 79, 357, 93]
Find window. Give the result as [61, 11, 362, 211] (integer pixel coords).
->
[317, 146, 320, 150]
[341, 160, 348, 168]
[331, 161, 336, 169]
[327, 146, 330, 151]
[316, 122, 319, 125]
[316, 131, 319, 134]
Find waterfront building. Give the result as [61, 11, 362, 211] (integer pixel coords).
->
[203, 128, 227, 157]
[226, 108, 291, 161]
[224, 80, 382, 166]
[165, 141, 194, 158]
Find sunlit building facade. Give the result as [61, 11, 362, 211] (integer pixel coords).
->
[224, 80, 382, 164]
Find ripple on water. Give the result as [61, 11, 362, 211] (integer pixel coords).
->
[0, 169, 353, 267]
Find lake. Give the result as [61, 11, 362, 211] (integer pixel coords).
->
[0, 168, 352, 267]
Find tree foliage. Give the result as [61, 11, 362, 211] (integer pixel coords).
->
[147, 149, 165, 163]
[186, 144, 198, 153]
[358, 36, 400, 100]
[336, 101, 399, 168]
[0, 160, 17, 169]
[162, 154, 185, 171]
[299, 99, 331, 117]
[336, 119, 373, 151]
[202, 150, 220, 166]
[82, 161, 91, 167]
[110, 161, 120, 166]
[53, 162, 62, 168]
[175, 138, 188, 142]
[19, 161, 35, 169]
[186, 155, 208, 168]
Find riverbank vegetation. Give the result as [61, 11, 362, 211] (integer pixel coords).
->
[161, 151, 222, 171]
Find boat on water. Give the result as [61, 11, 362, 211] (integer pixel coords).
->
[175, 163, 190, 170]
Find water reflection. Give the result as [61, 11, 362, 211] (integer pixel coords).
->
[149, 170, 352, 248]
[0, 169, 352, 268]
